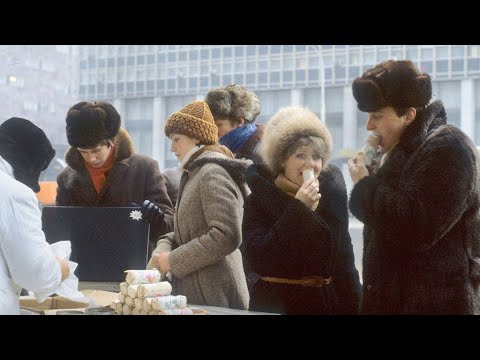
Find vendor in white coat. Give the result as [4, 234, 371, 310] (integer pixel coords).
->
[0, 117, 70, 315]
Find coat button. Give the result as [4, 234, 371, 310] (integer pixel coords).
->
[366, 284, 373, 291]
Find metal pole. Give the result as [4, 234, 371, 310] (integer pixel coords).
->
[318, 45, 326, 122]
[308, 45, 326, 122]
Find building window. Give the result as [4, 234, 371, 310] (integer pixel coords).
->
[117, 83, 124, 95]
[247, 45, 256, 56]
[420, 61, 433, 73]
[436, 60, 449, 73]
[223, 47, 232, 58]
[200, 77, 209, 88]
[420, 47, 433, 61]
[468, 58, 480, 72]
[246, 73, 255, 86]
[234, 74, 244, 84]
[234, 46, 244, 57]
[308, 69, 319, 82]
[271, 45, 281, 54]
[452, 59, 464, 72]
[270, 72, 280, 84]
[212, 48, 221, 58]
[157, 80, 165, 91]
[295, 70, 305, 82]
[189, 50, 198, 61]
[200, 49, 209, 58]
[168, 79, 176, 91]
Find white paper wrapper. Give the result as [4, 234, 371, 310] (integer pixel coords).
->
[143, 297, 154, 312]
[137, 282, 172, 298]
[110, 299, 120, 310]
[34, 241, 87, 304]
[360, 135, 381, 167]
[125, 296, 134, 307]
[132, 308, 141, 315]
[360, 144, 377, 167]
[124, 269, 161, 285]
[151, 308, 194, 315]
[151, 295, 187, 311]
[127, 284, 140, 298]
[134, 298, 144, 310]
[122, 304, 133, 315]
[302, 169, 314, 183]
[118, 293, 125, 303]
[119, 282, 128, 295]
[115, 303, 123, 315]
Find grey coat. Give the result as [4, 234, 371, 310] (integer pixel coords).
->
[148, 151, 250, 310]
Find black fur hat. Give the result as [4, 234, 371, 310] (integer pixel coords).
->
[66, 101, 121, 148]
[352, 60, 432, 112]
[0, 117, 55, 193]
[205, 84, 261, 123]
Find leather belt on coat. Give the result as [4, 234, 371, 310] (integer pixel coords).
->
[261, 276, 332, 288]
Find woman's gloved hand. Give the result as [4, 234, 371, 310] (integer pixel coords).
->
[140, 200, 165, 223]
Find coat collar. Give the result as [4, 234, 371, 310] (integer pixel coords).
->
[64, 127, 135, 172]
[186, 151, 251, 199]
[377, 101, 447, 179]
[397, 100, 447, 155]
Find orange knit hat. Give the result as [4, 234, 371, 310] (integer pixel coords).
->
[164, 100, 218, 145]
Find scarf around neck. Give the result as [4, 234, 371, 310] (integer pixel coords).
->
[274, 173, 319, 211]
[219, 123, 257, 153]
[85, 144, 116, 194]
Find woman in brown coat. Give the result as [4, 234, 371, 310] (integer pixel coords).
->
[147, 100, 249, 310]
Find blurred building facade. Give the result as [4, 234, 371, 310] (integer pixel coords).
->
[0, 45, 79, 155]
[77, 45, 480, 173]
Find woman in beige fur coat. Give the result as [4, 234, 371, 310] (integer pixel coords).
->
[147, 100, 249, 310]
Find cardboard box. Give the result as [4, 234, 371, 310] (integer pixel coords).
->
[20, 296, 89, 315]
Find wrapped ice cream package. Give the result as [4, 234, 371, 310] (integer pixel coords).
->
[360, 135, 381, 167]
[302, 169, 315, 183]
[124, 269, 161, 285]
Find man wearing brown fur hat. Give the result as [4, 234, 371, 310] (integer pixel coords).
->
[348, 59, 480, 314]
[56, 101, 174, 256]
[205, 84, 263, 163]
[0, 117, 70, 314]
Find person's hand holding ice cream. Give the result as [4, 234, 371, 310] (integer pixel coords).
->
[295, 168, 321, 210]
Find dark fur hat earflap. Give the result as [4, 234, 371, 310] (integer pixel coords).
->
[352, 60, 432, 112]
[0, 117, 55, 192]
[66, 101, 121, 148]
[205, 84, 261, 123]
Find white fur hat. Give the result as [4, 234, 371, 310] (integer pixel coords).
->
[261, 106, 332, 175]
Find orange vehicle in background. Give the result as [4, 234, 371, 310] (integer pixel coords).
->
[36, 158, 66, 208]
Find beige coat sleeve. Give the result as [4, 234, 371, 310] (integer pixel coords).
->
[146, 231, 175, 269]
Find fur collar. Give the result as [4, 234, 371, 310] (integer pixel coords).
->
[377, 101, 447, 179]
[188, 151, 252, 198]
[64, 128, 135, 172]
[397, 100, 447, 155]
